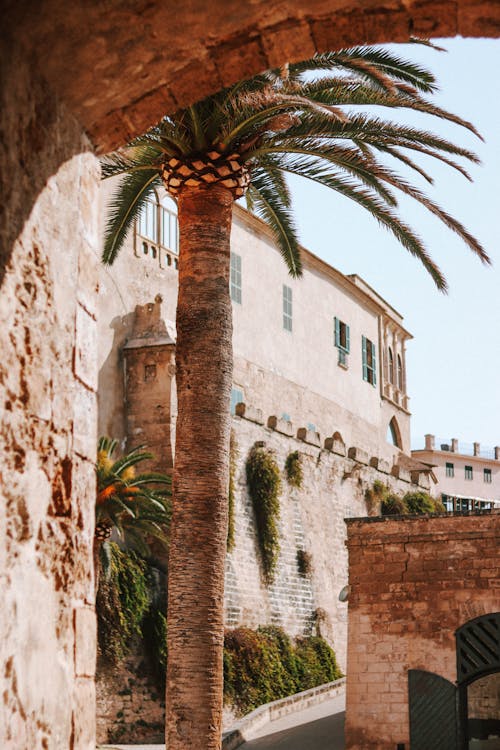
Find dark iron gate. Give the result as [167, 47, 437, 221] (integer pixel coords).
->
[409, 669, 458, 750]
[456, 612, 500, 750]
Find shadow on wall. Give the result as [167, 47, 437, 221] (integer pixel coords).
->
[0, 35, 93, 289]
[98, 313, 135, 441]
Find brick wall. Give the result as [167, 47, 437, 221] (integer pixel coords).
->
[345, 512, 500, 750]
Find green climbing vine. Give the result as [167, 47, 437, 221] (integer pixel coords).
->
[96, 542, 150, 664]
[246, 444, 281, 584]
[285, 450, 303, 488]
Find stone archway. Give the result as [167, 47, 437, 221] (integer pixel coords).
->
[4, 1, 500, 153]
[2, 4, 500, 749]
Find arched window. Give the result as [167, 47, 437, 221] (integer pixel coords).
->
[137, 190, 179, 255]
[388, 347, 394, 384]
[387, 417, 402, 448]
[397, 354, 403, 390]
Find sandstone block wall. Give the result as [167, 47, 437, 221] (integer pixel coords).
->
[345, 512, 500, 750]
[1, 40, 100, 750]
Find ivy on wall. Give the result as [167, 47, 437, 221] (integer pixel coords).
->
[96, 542, 150, 664]
[285, 450, 303, 488]
[246, 444, 281, 584]
[296, 549, 313, 577]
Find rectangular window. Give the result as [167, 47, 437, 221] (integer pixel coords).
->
[283, 285, 292, 332]
[334, 317, 350, 352]
[445, 462, 454, 478]
[307, 422, 316, 433]
[465, 465, 473, 480]
[230, 253, 242, 304]
[138, 198, 157, 242]
[362, 336, 377, 386]
[161, 205, 179, 253]
[230, 387, 244, 416]
[334, 317, 350, 367]
[484, 468, 492, 483]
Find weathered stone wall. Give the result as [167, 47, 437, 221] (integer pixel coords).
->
[0, 38, 100, 750]
[96, 402, 429, 742]
[345, 512, 500, 750]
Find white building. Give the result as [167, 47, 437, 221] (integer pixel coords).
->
[412, 435, 500, 511]
[98, 186, 413, 465]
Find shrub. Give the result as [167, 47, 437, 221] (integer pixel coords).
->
[297, 549, 313, 577]
[223, 626, 341, 716]
[285, 451, 303, 488]
[246, 445, 281, 584]
[364, 479, 387, 515]
[403, 491, 444, 514]
[380, 493, 408, 516]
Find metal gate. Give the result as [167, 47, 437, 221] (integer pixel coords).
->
[409, 669, 458, 750]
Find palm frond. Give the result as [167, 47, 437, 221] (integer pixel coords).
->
[102, 170, 161, 265]
[274, 155, 447, 290]
[289, 47, 437, 93]
[248, 168, 302, 278]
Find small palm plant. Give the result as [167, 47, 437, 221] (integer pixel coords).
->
[95, 437, 171, 568]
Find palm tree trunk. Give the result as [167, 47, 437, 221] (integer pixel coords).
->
[166, 184, 233, 750]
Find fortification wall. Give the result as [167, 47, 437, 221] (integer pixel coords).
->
[96, 402, 429, 743]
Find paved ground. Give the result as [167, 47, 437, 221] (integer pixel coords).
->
[241, 693, 345, 750]
[103, 692, 345, 750]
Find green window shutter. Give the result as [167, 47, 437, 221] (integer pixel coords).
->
[362, 335, 368, 381]
[372, 343, 377, 385]
[345, 325, 350, 353]
[334, 317, 340, 347]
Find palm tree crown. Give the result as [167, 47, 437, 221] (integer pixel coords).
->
[102, 43, 489, 289]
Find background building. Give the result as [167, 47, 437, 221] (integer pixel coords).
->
[412, 434, 500, 511]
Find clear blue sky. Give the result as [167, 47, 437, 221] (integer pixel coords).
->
[288, 38, 500, 449]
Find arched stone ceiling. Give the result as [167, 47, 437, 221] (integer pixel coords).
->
[6, 0, 500, 152]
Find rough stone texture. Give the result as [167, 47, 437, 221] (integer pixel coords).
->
[0, 36, 100, 750]
[345, 511, 500, 750]
[5, 1, 500, 152]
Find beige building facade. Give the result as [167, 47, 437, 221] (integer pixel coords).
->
[98, 186, 413, 464]
[413, 434, 500, 512]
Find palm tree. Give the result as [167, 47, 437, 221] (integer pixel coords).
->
[101, 44, 489, 750]
[94, 436, 171, 588]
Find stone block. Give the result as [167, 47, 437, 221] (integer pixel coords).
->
[235, 402, 264, 424]
[297, 427, 321, 447]
[348, 447, 370, 465]
[267, 415, 294, 437]
[74, 303, 98, 391]
[324, 436, 346, 456]
[77, 242, 100, 317]
[73, 383, 97, 461]
[74, 605, 96, 677]
[72, 677, 96, 749]
[411, 471, 431, 490]
[391, 465, 411, 483]
[370, 456, 391, 474]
